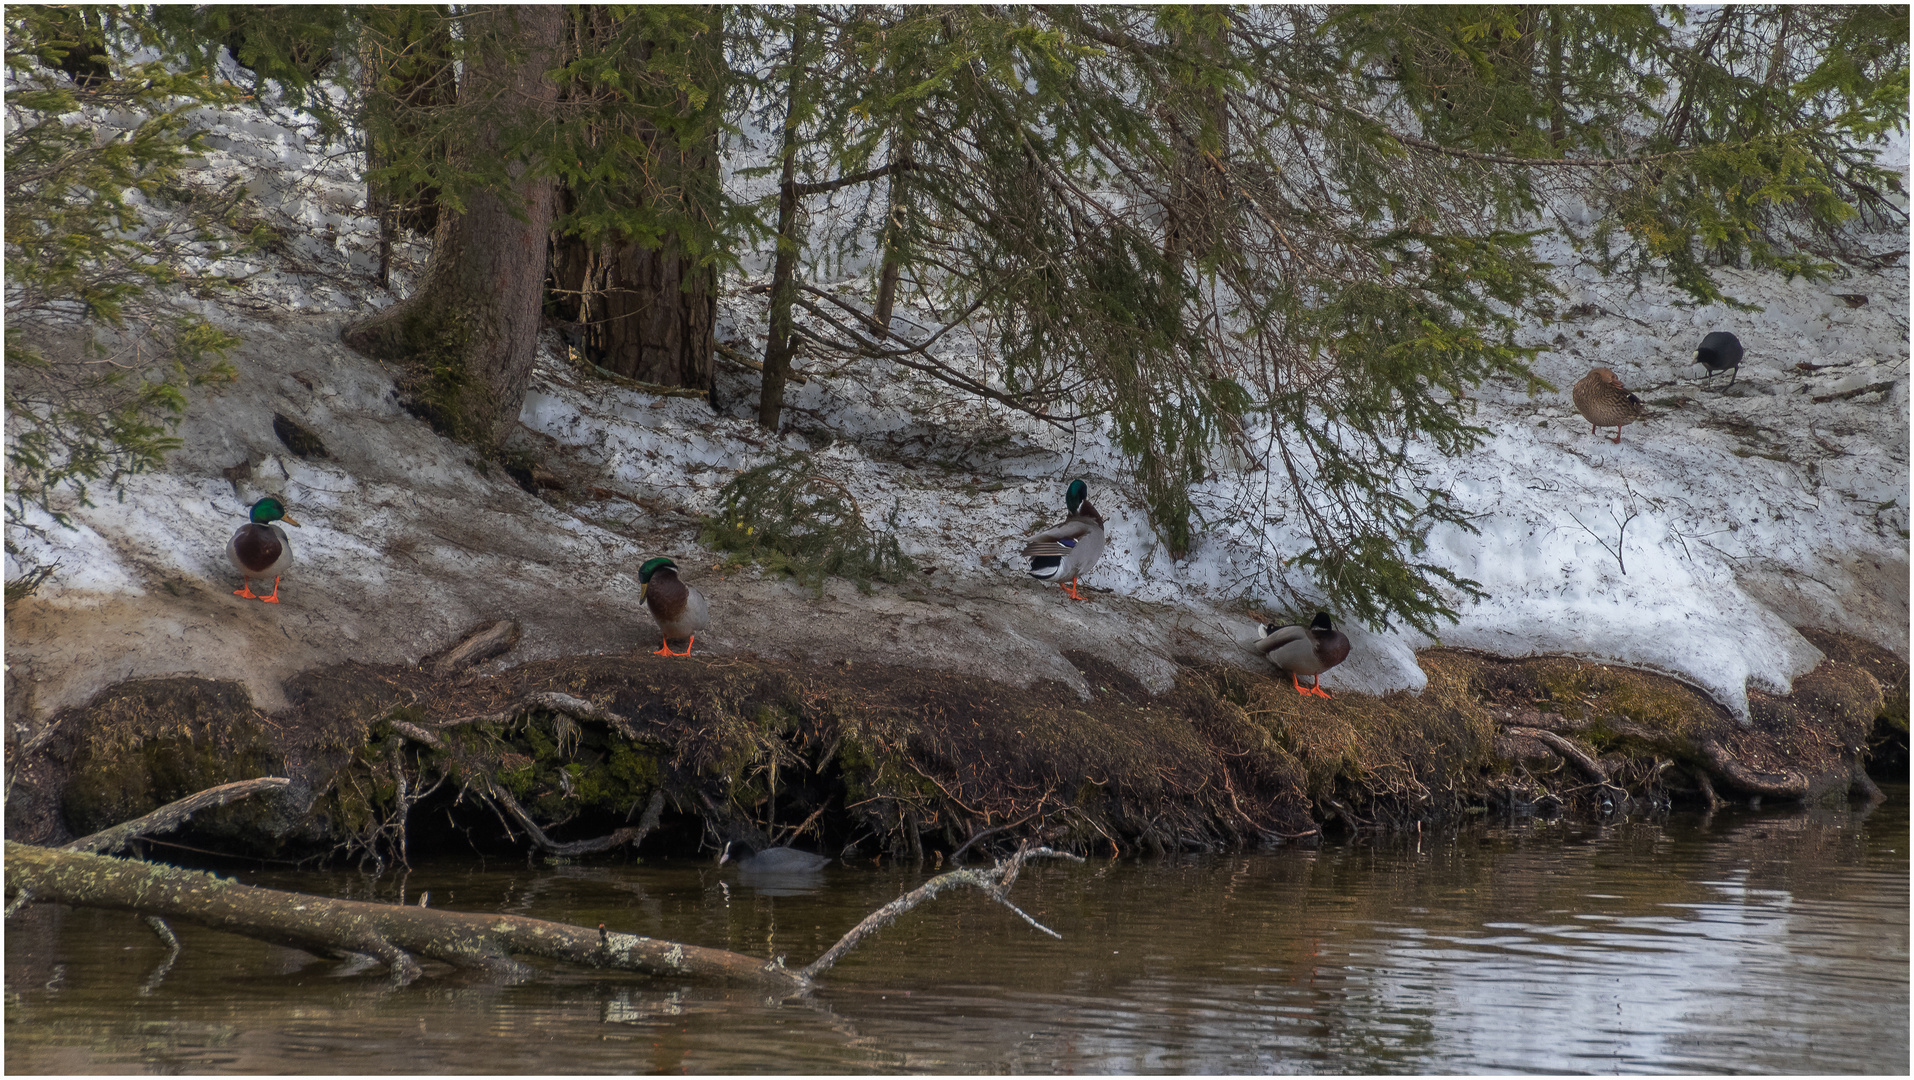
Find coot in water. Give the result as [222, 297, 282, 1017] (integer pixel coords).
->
[718, 842, 832, 873]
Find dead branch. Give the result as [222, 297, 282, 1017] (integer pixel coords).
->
[1811, 380, 1896, 404]
[433, 620, 521, 676]
[64, 777, 293, 855]
[799, 844, 1084, 981]
[4, 840, 807, 989]
[715, 341, 807, 384]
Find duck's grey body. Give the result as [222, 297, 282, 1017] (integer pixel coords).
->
[1023, 513, 1105, 584]
[1255, 612, 1351, 697]
[227, 523, 293, 579]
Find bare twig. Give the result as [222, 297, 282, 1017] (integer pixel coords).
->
[799, 844, 1084, 980]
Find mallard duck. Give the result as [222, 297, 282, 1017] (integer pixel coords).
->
[639, 556, 708, 657]
[1021, 478, 1105, 601]
[1693, 331, 1743, 387]
[227, 496, 300, 603]
[1255, 612, 1350, 699]
[1572, 367, 1646, 444]
[718, 841, 831, 873]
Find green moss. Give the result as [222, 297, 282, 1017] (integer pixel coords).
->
[57, 679, 281, 837]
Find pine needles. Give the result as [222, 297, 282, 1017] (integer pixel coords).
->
[702, 455, 914, 592]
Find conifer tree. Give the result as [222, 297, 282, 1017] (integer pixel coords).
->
[545, 6, 732, 392]
[3, 6, 250, 526]
[736, 4, 1905, 632]
[341, 6, 565, 448]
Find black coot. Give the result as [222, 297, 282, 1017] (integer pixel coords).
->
[719, 841, 832, 873]
[1694, 331, 1743, 386]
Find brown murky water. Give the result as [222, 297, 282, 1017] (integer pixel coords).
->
[7, 793, 1907, 1074]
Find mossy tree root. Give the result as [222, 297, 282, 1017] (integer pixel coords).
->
[1504, 712, 1816, 801]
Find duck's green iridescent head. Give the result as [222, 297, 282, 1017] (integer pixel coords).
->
[249, 496, 299, 526]
[1065, 478, 1088, 514]
[638, 557, 678, 584]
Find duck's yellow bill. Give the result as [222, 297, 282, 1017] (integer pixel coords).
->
[280, 515, 302, 526]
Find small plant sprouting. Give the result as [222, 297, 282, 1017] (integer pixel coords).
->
[701, 455, 914, 593]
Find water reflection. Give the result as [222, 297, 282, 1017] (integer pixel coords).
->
[7, 794, 1907, 1074]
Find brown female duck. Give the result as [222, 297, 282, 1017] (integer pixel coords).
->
[1572, 367, 1646, 443]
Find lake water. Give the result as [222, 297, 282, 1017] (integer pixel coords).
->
[7, 793, 1908, 1074]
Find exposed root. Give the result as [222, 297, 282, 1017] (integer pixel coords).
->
[65, 777, 292, 855]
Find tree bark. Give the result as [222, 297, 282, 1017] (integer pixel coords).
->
[546, 6, 719, 393]
[4, 841, 808, 988]
[757, 11, 810, 431]
[342, 5, 564, 449]
[872, 138, 913, 332]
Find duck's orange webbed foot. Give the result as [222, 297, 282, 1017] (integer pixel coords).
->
[653, 636, 674, 657]
[234, 580, 259, 600]
[671, 635, 696, 657]
[260, 576, 283, 604]
[1063, 577, 1088, 601]
[1308, 683, 1333, 700]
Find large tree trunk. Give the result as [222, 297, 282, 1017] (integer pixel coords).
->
[546, 7, 719, 392]
[549, 230, 717, 390]
[342, 5, 563, 449]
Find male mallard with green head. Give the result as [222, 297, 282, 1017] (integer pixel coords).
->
[1021, 478, 1106, 601]
[1572, 367, 1646, 444]
[639, 556, 708, 657]
[227, 495, 300, 603]
[1254, 612, 1350, 699]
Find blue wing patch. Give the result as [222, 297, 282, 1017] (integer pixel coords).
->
[1057, 538, 1077, 548]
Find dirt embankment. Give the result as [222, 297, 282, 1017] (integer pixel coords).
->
[6, 626, 1902, 863]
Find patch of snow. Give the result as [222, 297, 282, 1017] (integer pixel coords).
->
[7, 91, 1907, 723]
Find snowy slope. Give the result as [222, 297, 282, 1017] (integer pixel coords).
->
[6, 88, 1907, 723]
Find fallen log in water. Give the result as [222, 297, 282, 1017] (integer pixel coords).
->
[5, 780, 1084, 988]
[4, 839, 807, 987]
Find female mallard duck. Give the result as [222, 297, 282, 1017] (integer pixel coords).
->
[1021, 478, 1105, 601]
[639, 556, 708, 657]
[1255, 612, 1350, 699]
[227, 496, 300, 603]
[1572, 367, 1646, 444]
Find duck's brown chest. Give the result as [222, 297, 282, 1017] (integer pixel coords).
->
[645, 572, 689, 620]
[232, 523, 284, 573]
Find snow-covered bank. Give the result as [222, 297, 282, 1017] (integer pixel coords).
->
[5, 93, 1907, 727]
